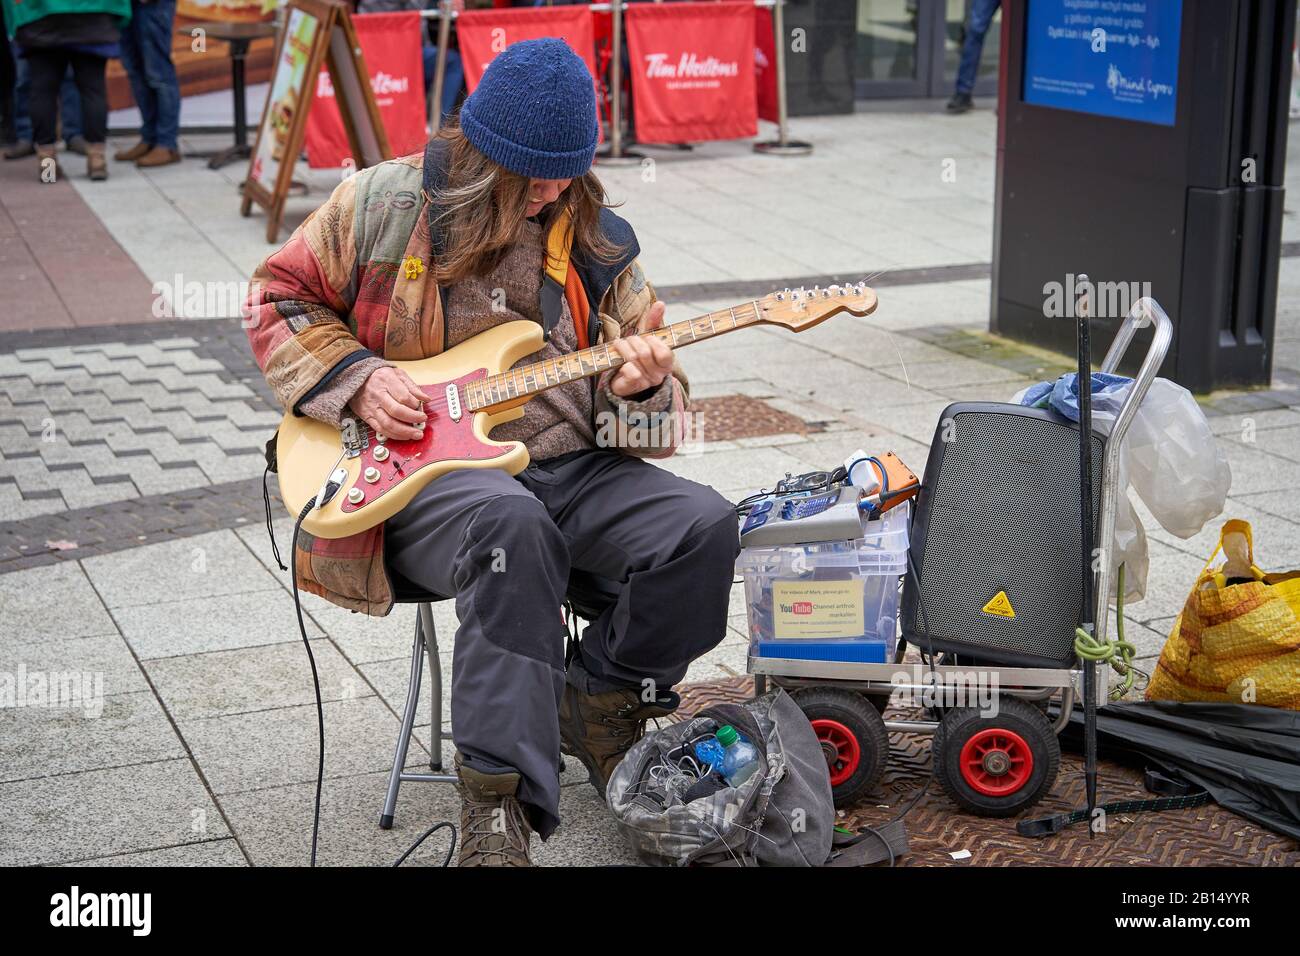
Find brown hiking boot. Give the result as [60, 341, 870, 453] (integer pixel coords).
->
[35, 144, 61, 182]
[559, 684, 679, 797]
[3, 140, 35, 160]
[455, 754, 533, 867]
[86, 143, 107, 181]
[136, 145, 181, 167]
[115, 140, 151, 162]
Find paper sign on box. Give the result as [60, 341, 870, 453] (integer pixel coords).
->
[772, 580, 865, 640]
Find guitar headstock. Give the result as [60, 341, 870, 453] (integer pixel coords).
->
[754, 281, 878, 332]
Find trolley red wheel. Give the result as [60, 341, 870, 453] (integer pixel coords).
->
[790, 686, 888, 808]
[933, 697, 1060, 817]
[810, 718, 862, 787]
[957, 728, 1034, 796]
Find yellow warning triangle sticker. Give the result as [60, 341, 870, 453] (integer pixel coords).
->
[981, 591, 1016, 618]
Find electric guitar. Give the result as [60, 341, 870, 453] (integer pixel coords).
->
[277, 282, 877, 538]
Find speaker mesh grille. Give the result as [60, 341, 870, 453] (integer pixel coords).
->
[905, 408, 1103, 667]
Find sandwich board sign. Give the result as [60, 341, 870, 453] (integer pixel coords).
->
[241, 0, 392, 242]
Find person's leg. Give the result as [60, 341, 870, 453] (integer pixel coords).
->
[0, 24, 16, 143]
[520, 450, 739, 696]
[135, 0, 181, 154]
[117, 1, 157, 147]
[9, 42, 35, 148]
[59, 67, 83, 144]
[517, 450, 737, 792]
[68, 53, 108, 180]
[26, 49, 63, 147]
[953, 0, 1001, 96]
[384, 467, 570, 841]
[68, 54, 107, 144]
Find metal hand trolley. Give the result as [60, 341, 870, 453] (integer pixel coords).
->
[747, 297, 1173, 816]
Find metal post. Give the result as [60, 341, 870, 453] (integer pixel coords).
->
[1075, 274, 1099, 835]
[596, 0, 644, 166]
[429, 0, 454, 133]
[754, 0, 812, 156]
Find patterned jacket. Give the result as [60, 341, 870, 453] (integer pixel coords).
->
[244, 144, 688, 616]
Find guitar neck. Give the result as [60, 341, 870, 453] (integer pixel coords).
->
[464, 300, 764, 412]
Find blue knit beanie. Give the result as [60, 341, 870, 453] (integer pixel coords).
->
[459, 37, 599, 181]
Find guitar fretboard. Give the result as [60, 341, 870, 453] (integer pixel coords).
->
[464, 301, 763, 411]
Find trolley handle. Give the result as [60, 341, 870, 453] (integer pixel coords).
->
[1098, 298, 1172, 451]
[1091, 297, 1172, 659]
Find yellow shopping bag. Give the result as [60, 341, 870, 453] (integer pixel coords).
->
[1147, 519, 1300, 710]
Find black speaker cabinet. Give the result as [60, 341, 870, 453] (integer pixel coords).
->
[902, 403, 1103, 669]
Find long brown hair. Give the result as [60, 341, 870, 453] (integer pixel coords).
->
[428, 124, 624, 286]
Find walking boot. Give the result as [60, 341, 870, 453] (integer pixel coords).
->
[86, 143, 107, 181]
[559, 684, 680, 797]
[35, 144, 61, 182]
[136, 145, 181, 167]
[455, 754, 533, 867]
[114, 140, 151, 162]
[946, 92, 974, 114]
[4, 139, 35, 160]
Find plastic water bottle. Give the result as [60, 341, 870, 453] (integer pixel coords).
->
[693, 737, 726, 773]
[716, 724, 760, 787]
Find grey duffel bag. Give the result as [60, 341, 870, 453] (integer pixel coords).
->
[606, 689, 907, 867]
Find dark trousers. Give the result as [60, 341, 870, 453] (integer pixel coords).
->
[26, 49, 106, 146]
[119, 0, 180, 149]
[384, 449, 740, 837]
[955, 0, 1002, 95]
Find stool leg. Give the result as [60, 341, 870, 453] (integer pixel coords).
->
[419, 602, 443, 771]
[379, 618, 425, 830]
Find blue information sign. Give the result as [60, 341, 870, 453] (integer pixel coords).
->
[1022, 0, 1183, 126]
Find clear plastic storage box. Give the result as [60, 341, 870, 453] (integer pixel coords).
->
[737, 502, 909, 664]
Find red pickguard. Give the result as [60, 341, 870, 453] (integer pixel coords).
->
[339, 368, 513, 514]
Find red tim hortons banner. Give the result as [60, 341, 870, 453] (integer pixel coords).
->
[459, 6, 597, 91]
[625, 1, 757, 144]
[458, 6, 602, 142]
[304, 12, 428, 169]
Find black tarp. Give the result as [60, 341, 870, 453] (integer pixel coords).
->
[1054, 700, 1300, 841]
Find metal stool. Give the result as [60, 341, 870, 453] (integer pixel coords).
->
[378, 571, 621, 829]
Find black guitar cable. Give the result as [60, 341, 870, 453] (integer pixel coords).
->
[289, 498, 327, 866]
[286, 469, 456, 867]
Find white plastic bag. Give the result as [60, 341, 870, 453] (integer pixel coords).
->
[1120, 378, 1232, 539]
[1012, 376, 1231, 602]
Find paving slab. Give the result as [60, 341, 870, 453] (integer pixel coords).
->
[0, 757, 229, 865]
[114, 588, 326, 660]
[144, 639, 362, 721]
[5, 630, 148, 698]
[178, 695, 420, 796]
[0, 690, 185, 784]
[0, 560, 116, 644]
[63, 838, 248, 867]
[82, 528, 282, 607]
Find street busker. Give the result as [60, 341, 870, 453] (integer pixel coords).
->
[244, 38, 739, 867]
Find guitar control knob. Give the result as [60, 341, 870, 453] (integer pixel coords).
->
[364, 467, 380, 483]
[376, 433, 387, 444]
[347, 488, 364, 505]
[373, 445, 390, 462]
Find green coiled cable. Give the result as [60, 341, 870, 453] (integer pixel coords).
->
[1074, 563, 1149, 700]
